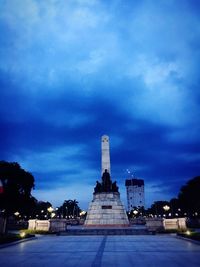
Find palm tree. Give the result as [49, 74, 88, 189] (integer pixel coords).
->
[58, 199, 80, 218]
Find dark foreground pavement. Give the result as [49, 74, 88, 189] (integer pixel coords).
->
[0, 235, 200, 267]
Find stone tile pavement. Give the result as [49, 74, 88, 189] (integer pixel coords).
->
[0, 234, 200, 267]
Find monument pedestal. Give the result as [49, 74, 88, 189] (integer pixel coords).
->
[85, 136, 129, 227]
[85, 192, 129, 227]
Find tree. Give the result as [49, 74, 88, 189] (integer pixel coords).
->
[27, 200, 52, 220]
[0, 161, 35, 233]
[178, 176, 200, 217]
[57, 199, 81, 218]
[169, 198, 182, 217]
[149, 201, 170, 217]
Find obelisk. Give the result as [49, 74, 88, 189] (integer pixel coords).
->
[85, 135, 129, 227]
[101, 135, 111, 175]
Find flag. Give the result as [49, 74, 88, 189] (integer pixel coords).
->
[0, 180, 3, 194]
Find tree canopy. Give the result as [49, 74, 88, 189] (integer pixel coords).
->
[0, 161, 35, 216]
[57, 199, 81, 218]
[146, 176, 200, 218]
[178, 176, 200, 216]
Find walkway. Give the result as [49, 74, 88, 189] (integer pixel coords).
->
[0, 235, 200, 267]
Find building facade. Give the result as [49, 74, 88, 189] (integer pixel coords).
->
[125, 178, 145, 211]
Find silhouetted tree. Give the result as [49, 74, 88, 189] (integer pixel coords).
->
[31, 201, 52, 219]
[57, 199, 81, 218]
[0, 161, 35, 232]
[178, 176, 200, 217]
[169, 198, 182, 217]
[149, 201, 170, 216]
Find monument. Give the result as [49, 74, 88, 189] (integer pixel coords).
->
[85, 135, 129, 226]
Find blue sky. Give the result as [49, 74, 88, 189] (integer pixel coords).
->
[0, 0, 200, 209]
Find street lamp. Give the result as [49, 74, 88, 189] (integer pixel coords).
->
[47, 207, 54, 213]
[163, 205, 170, 212]
[51, 212, 56, 218]
[79, 211, 86, 217]
[133, 210, 138, 216]
[14, 211, 20, 216]
[47, 206, 54, 219]
[163, 205, 170, 218]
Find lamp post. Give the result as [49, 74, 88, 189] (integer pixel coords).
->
[51, 212, 56, 218]
[14, 211, 20, 216]
[80, 211, 86, 217]
[163, 205, 170, 218]
[133, 210, 138, 217]
[47, 206, 54, 219]
[47, 207, 54, 213]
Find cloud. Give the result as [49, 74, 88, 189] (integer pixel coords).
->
[33, 183, 94, 209]
[11, 145, 87, 173]
[0, 0, 200, 208]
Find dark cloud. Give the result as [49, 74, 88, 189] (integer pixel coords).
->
[0, 0, 200, 208]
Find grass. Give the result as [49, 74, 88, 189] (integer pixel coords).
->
[0, 233, 21, 244]
[177, 230, 200, 241]
[0, 232, 34, 245]
[0, 229, 56, 245]
[21, 229, 56, 235]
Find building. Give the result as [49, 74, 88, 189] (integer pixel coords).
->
[125, 178, 145, 211]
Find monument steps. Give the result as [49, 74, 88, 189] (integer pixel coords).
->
[59, 228, 149, 235]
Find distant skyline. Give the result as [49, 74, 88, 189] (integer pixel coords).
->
[0, 0, 200, 209]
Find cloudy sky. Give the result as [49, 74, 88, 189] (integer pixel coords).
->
[0, 0, 200, 209]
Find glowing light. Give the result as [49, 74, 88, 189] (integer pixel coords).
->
[20, 232, 26, 238]
[79, 211, 86, 216]
[133, 210, 138, 215]
[163, 205, 170, 211]
[14, 211, 20, 216]
[186, 230, 191, 235]
[51, 212, 56, 218]
[47, 207, 54, 213]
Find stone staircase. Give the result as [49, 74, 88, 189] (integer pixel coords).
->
[59, 227, 149, 235]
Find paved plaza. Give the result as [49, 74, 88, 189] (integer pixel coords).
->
[0, 235, 200, 267]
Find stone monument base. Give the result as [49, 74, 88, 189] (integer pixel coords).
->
[28, 219, 67, 232]
[84, 192, 129, 227]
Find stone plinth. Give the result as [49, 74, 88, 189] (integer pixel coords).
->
[163, 218, 187, 230]
[85, 192, 129, 226]
[145, 218, 164, 232]
[145, 217, 187, 232]
[28, 219, 67, 232]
